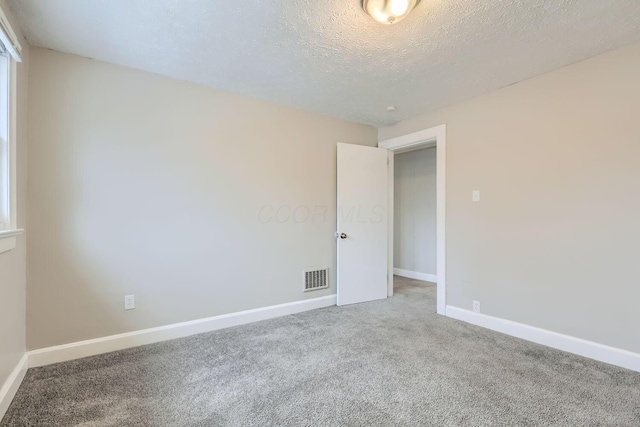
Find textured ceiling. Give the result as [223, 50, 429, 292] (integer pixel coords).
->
[8, 0, 640, 127]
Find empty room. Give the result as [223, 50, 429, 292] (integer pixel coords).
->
[1, 0, 639, 425]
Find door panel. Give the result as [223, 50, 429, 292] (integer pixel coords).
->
[336, 143, 388, 306]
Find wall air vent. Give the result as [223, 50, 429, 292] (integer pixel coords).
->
[304, 268, 329, 292]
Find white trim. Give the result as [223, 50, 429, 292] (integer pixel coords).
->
[446, 305, 640, 373]
[8, 57, 17, 230]
[27, 295, 337, 368]
[0, 229, 22, 254]
[379, 127, 439, 153]
[0, 354, 27, 420]
[0, 228, 22, 239]
[0, 6, 22, 62]
[386, 150, 394, 297]
[379, 124, 447, 315]
[0, 235, 14, 253]
[0, 53, 8, 231]
[393, 268, 437, 283]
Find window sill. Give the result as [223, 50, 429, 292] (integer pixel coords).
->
[0, 228, 23, 254]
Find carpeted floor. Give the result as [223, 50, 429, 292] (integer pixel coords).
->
[3, 277, 640, 426]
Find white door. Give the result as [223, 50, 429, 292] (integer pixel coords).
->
[336, 143, 388, 306]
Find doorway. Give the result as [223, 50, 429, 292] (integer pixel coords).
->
[394, 146, 437, 286]
[379, 124, 446, 315]
[335, 125, 446, 313]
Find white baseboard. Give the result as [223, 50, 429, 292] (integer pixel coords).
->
[446, 305, 640, 373]
[393, 268, 437, 283]
[28, 295, 337, 368]
[0, 354, 27, 420]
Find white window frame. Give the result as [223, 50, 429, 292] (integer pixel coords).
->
[0, 6, 22, 253]
[0, 52, 11, 231]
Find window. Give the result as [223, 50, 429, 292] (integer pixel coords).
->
[0, 9, 21, 235]
[0, 51, 9, 231]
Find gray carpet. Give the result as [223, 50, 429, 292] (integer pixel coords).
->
[2, 277, 640, 426]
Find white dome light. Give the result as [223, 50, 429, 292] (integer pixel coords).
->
[362, 0, 420, 25]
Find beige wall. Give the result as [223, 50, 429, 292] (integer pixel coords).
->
[394, 147, 436, 275]
[27, 48, 376, 350]
[380, 42, 640, 353]
[0, 0, 28, 393]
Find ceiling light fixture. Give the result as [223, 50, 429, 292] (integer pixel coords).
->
[362, 0, 420, 25]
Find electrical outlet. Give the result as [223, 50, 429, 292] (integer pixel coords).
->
[124, 295, 135, 310]
[472, 300, 481, 313]
[472, 190, 480, 202]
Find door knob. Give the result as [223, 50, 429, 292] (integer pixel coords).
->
[337, 232, 347, 239]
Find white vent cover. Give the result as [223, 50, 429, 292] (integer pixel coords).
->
[304, 268, 329, 292]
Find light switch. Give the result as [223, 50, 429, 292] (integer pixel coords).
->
[472, 190, 480, 202]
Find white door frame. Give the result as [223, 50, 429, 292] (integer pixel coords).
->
[378, 124, 446, 315]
